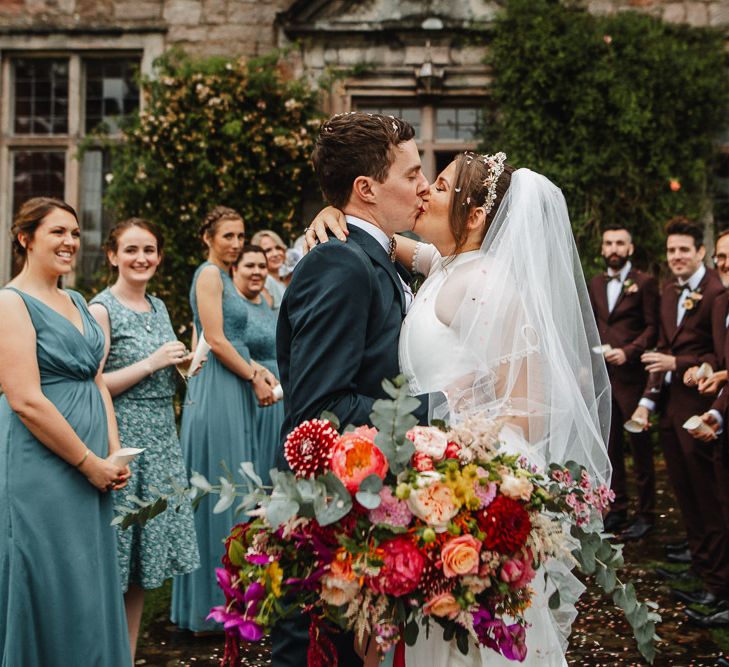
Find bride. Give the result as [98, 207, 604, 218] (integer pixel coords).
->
[308, 151, 611, 666]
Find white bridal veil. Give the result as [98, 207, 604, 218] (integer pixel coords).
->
[426, 168, 612, 487]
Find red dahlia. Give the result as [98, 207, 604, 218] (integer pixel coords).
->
[284, 419, 339, 478]
[477, 495, 531, 554]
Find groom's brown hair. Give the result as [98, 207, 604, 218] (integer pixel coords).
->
[312, 112, 415, 208]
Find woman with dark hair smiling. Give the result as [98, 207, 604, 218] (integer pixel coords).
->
[89, 218, 200, 661]
[0, 197, 131, 666]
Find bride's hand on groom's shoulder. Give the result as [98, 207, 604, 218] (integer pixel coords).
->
[304, 206, 349, 253]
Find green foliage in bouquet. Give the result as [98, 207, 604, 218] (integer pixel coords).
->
[85, 48, 323, 326]
[114, 376, 660, 664]
[480, 0, 729, 276]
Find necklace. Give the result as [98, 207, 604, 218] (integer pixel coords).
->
[111, 288, 154, 332]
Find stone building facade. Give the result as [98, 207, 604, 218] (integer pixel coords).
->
[0, 0, 727, 280]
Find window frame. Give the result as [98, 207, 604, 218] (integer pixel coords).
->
[0, 33, 163, 284]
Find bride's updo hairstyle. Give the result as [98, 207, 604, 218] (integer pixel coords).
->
[448, 152, 515, 254]
[199, 205, 244, 248]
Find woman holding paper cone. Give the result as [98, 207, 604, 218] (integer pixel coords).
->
[0, 197, 131, 666]
[171, 206, 278, 633]
[89, 218, 199, 660]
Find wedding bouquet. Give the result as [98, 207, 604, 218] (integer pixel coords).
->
[152, 379, 658, 666]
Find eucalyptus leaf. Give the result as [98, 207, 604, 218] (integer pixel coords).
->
[403, 620, 419, 646]
[358, 474, 384, 494]
[239, 461, 263, 487]
[548, 589, 561, 610]
[320, 411, 341, 430]
[355, 490, 382, 509]
[266, 493, 300, 527]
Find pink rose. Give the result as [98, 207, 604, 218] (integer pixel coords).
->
[441, 534, 482, 578]
[500, 550, 536, 590]
[424, 592, 461, 619]
[406, 426, 449, 460]
[499, 474, 533, 502]
[407, 481, 460, 531]
[331, 432, 388, 493]
[368, 536, 425, 597]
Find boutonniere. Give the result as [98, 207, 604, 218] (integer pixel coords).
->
[682, 288, 703, 311]
[622, 278, 639, 295]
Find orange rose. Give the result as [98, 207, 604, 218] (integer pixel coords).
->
[441, 534, 482, 577]
[424, 592, 461, 619]
[407, 481, 460, 530]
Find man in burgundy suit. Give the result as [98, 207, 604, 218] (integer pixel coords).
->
[588, 223, 659, 539]
[683, 229, 729, 627]
[632, 217, 729, 611]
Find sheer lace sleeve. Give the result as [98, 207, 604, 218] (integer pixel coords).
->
[412, 242, 441, 277]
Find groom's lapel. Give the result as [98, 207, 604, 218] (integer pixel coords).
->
[348, 226, 406, 314]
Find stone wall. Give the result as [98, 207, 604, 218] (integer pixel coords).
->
[0, 0, 292, 57]
[0, 0, 725, 61]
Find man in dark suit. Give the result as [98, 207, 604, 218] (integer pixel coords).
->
[632, 217, 729, 612]
[273, 112, 430, 667]
[588, 223, 659, 539]
[683, 229, 729, 627]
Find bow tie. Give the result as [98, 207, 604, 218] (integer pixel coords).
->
[606, 275, 621, 283]
[675, 282, 690, 294]
[388, 236, 397, 263]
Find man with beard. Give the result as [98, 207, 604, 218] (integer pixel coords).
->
[588, 223, 659, 539]
[632, 217, 729, 614]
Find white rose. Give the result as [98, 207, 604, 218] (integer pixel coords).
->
[407, 426, 449, 460]
[499, 474, 534, 502]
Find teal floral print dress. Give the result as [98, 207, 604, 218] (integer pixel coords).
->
[91, 288, 199, 591]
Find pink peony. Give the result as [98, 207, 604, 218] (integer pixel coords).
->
[331, 431, 388, 493]
[406, 426, 449, 460]
[500, 550, 537, 590]
[368, 536, 425, 597]
[441, 534, 482, 578]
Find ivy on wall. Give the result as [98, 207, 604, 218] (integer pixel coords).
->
[91, 49, 323, 327]
[481, 0, 729, 276]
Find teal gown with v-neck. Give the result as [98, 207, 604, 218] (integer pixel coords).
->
[0, 288, 131, 667]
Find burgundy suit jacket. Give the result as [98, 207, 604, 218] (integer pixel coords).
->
[710, 292, 729, 416]
[588, 268, 659, 389]
[643, 267, 725, 411]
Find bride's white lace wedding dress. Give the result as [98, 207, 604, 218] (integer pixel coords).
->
[396, 169, 611, 666]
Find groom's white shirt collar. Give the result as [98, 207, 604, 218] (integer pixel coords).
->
[678, 263, 706, 290]
[345, 215, 390, 256]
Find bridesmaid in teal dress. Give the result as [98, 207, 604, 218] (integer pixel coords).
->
[89, 218, 200, 661]
[232, 245, 285, 482]
[0, 198, 132, 666]
[171, 207, 280, 633]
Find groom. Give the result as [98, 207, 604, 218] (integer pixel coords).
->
[273, 111, 429, 666]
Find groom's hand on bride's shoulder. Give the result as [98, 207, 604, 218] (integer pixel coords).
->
[303, 206, 349, 253]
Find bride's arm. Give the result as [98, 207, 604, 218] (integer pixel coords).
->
[304, 206, 440, 276]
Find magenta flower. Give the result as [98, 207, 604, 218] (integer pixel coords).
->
[207, 607, 264, 641]
[500, 623, 527, 662]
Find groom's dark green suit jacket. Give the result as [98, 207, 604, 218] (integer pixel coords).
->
[276, 225, 424, 457]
